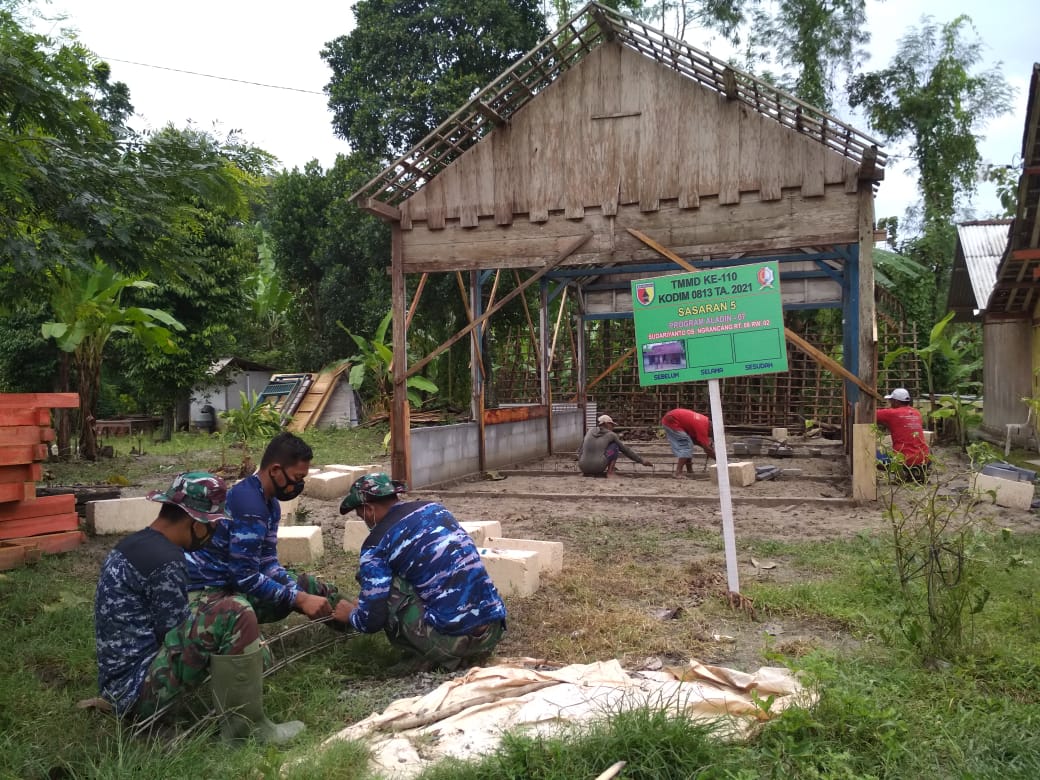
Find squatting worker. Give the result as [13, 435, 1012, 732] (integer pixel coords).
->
[94, 472, 304, 744]
[577, 414, 652, 477]
[338, 472, 507, 672]
[876, 387, 931, 482]
[661, 407, 716, 478]
[186, 432, 351, 626]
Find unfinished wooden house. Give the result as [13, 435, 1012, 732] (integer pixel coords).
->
[351, 2, 887, 496]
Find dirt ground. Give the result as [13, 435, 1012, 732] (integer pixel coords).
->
[103, 440, 1037, 675]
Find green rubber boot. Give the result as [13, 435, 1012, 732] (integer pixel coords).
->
[210, 649, 305, 745]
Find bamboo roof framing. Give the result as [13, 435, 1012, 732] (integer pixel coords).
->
[351, 1, 886, 209]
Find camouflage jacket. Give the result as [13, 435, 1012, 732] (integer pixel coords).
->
[351, 500, 506, 636]
[94, 528, 189, 714]
[184, 474, 297, 609]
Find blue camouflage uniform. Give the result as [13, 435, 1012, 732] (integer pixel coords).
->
[185, 474, 339, 621]
[95, 528, 189, 714]
[351, 500, 506, 666]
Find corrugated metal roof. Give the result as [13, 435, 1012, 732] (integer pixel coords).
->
[957, 220, 1011, 311]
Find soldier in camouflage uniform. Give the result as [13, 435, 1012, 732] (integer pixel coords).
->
[186, 433, 351, 626]
[338, 473, 507, 671]
[94, 472, 305, 744]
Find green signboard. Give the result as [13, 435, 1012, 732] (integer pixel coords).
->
[630, 261, 788, 386]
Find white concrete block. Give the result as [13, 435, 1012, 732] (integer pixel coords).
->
[923, 430, 934, 445]
[308, 468, 322, 476]
[485, 536, 564, 574]
[342, 520, 370, 553]
[973, 473, 1035, 511]
[303, 471, 356, 501]
[87, 497, 155, 535]
[277, 525, 324, 565]
[772, 428, 788, 441]
[278, 496, 299, 526]
[324, 465, 369, 477]
[460, 521, 503, 545]
[709, 461, 756, 488]
[477, 548, 540, 597]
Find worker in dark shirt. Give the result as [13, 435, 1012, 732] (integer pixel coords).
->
[94, 472, 304, 743]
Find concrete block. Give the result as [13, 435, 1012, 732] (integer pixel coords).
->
[342, 520, 370, 553]
[308, 468, 322, 476]
[303, 471, 356, 501]
[477, 548, 540, 597]
[87, 497, 155, 535]
[277, 525, 324, 565]
[324, 465, 370, 478]
[923, 430, 934, 445]
[709, 461, 756, 488]
[278, 496, 299, 526]
[972, 473, 1035, 510]
[772, 428, 788, 441]
[486, 536, 563, 574]
[460, 521, 503, 545]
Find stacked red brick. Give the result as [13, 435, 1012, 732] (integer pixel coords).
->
[0, 394, 83, 571]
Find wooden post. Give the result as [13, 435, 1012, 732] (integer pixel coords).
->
[540, 280, 553, 453]
[576, 290, 588, 434]
[390, 225, 411, 485]
[851, 423, 877, 502]
[857, 186, 878, 423]
[471, 270, 486, 474]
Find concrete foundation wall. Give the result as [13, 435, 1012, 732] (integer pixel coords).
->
[410, 409, 583, 488]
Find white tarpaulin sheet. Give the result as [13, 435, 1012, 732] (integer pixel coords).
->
[324, 658, 815, 778]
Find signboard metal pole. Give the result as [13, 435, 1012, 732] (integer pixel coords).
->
[708, 378, 739, 593]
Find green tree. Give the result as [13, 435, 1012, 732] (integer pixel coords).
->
[41, 260, 183, 460]
[848, 15, 1015, 321]
[262, 154, 391, 370]
[322, 0, 547, 160]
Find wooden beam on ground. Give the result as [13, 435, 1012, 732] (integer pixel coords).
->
[406, 234, 591, 379]
[1012, 249, 1040, 261]
[626, 227, 883, 401]
[412, 488, 858, 509]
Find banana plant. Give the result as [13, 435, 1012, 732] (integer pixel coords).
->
[337, 311, 438, 417]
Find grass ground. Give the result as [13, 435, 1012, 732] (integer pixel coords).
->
[3, 432, 1038, 778]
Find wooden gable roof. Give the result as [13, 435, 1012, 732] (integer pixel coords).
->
[351, 1, 885, 213]
[988, 63, 1040, 315]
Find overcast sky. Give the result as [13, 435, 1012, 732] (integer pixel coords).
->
[42, 0, 1035, 225]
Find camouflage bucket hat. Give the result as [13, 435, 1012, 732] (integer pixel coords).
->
[339, 472, 407, 514]
[147, 471, 228, 524]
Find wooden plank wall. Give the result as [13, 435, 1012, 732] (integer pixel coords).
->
[399, 42, 861, 273]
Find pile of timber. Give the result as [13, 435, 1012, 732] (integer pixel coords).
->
[0, 393, 84, 571]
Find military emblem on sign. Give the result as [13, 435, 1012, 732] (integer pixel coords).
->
[757, 266, 775, 289]
[635, 282, 655, 306]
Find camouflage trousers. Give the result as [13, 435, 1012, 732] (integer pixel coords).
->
[246, 571, 344, 624]
[133, 590, 258, 717]
[384, 578, 505, 670]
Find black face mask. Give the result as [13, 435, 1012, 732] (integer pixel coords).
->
[272, 468, 305, 502]
[187, 521, 216, 552]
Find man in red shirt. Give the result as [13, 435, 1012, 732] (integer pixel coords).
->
[661, 408, 716, 478]
[876, 387, 931, 482]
